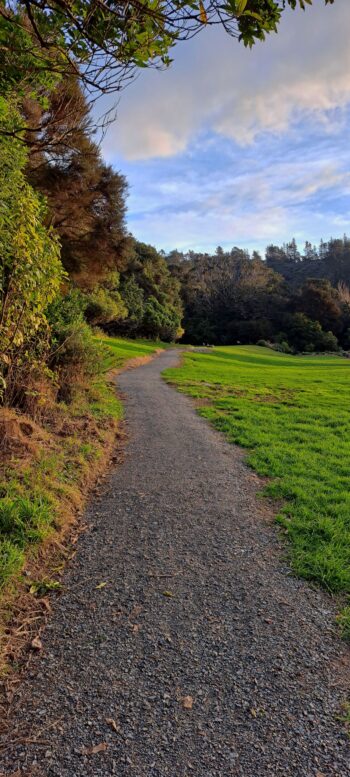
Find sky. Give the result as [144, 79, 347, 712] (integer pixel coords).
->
[101, 0, 350, 255]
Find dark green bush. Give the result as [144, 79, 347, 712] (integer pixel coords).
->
[50, 320, 105, 403]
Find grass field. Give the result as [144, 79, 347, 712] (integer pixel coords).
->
[164, 346, 350, 635]
[97, 335, 166, 373]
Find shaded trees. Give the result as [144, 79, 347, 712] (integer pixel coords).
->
[108, 241, 184, 341]
[165, 239, 350, 352]
[266, 236, 350, 289]
[27, 79, 131, 286]
[295, 279, 342, 335]
[169, 248, 286, 345]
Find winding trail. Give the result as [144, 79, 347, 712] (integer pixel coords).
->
[1, 350, 350, 776]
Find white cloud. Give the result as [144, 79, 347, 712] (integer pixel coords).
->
[102, 0, 350, 161]
[124, 151, 350, 252]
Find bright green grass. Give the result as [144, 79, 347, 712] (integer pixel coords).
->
[164, 346, 350, 629]
[97, 335, 166, 372]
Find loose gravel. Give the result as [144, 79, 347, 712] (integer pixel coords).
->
[0, 349, 349, 776]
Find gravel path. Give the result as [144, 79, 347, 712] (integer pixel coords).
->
[1, 349, 350, 777]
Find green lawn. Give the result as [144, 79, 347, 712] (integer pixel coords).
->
[164, 346, 350, 633]
[97, 335, 166, 372]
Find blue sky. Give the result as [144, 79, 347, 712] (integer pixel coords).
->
[101, 0, 350, 254]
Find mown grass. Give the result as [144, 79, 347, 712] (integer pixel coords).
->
[164, 345, 350, 633]
[0, 336, 162, 593]
[97, 334, 166, 372]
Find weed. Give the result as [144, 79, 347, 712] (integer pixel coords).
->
[29, 578, 61, 596]
[337, 606, 350, 641]
[338, 702, 350, 735]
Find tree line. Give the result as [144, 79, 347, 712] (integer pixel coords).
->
[165, 238, 350, 352]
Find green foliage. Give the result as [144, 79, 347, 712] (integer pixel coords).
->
[47, 288, 86, 333]
[50, 321, 106, 403]
[0, 1, 333, 100]
[110, 241, 183, 341]
[47, 286, 112, 402]
[0, 495, 53, 588]
[287, 314, 339, 352]
[84, 286, 128, 327]
[270, 340, 292, 353]
[0, 99, 64, 403]
[0, 540, 24, 589]
[143, 296, 182, 342]
[120, 276, 145, 331]
[337, 607, 350, 641]
[29, 578, 61, 596]
[166, 346, 350, 610]
[0, 496, 52, 549]
[0, 14, 60, 101]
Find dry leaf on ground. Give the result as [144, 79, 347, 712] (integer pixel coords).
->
[182, 695, 194, 710]
[81, 742, 108, 755]
[106, 718, 119, 732]
[40, 597, 52, 612]
[31, 635, 43, 651]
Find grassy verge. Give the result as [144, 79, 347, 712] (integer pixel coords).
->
[97, 334, 166, 372]
[164, 345, 350, 635]
[0, 336, 163, 665]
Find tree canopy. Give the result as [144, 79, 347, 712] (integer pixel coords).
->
[1, 0, 335, 99]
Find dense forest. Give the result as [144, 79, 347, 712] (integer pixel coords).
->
[164, 237, 350, 352]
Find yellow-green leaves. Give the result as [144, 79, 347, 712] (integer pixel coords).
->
[199, 1, 208, 24]
[0, 99, 64, 383]
[236, 0, 248, 15]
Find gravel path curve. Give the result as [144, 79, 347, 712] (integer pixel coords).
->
[1, 349, 349, 777]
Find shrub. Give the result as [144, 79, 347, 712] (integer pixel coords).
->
[47, 287, 86, 333]
[0, 98, 64, 407]
[318, 330, 339, 352]
[143, 296, 182, 342]
[286, 313, 339, 353]
[50, 321, 105, 403]
[271, 340, 292, 354]
[118, 275, 145, 333]
[84, 287, 127, 326]
[47, 288, 107, 402]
